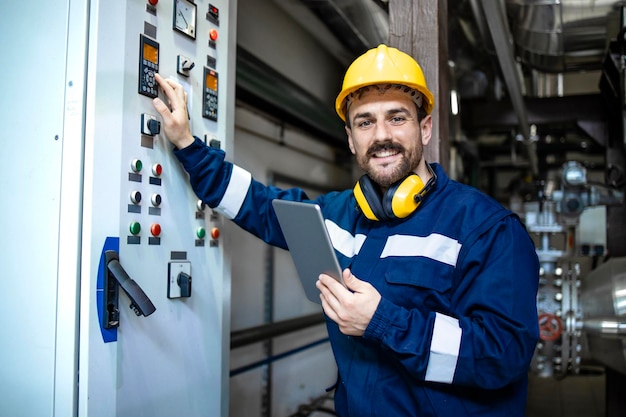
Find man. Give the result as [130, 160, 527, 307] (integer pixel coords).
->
[153, 44, 539, 416]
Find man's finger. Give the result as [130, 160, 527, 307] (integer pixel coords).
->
[152, 97, 170, 117]
[319, 274, 347, 295]
[154, 73, 172, 96]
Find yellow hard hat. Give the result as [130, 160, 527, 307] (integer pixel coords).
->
[335, 44, 435, 121]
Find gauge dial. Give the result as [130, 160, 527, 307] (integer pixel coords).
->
[173, 0, 197, 39]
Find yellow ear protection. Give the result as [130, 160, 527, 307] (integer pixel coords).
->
[353, 165, 437, 221]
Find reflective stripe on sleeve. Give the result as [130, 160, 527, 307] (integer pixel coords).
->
[215, 165, 252, 219]
[425, 312, 462, 384]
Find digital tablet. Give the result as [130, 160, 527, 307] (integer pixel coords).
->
[272, 199, 345, 304]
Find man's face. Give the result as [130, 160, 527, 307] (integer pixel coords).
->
[345, 89, 432, 188]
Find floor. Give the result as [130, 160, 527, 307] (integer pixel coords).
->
[525, 367, 606, 417]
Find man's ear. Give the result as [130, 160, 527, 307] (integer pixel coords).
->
[420, 115, 433, 146]
[346, 126, 356, 154]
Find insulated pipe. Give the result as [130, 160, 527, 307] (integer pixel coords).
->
[583, 317, 626, 338]
[230, 313, 325, 349]
[480, 0, 539, 177]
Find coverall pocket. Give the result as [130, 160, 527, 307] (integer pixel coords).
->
[383, 257, 454, 308]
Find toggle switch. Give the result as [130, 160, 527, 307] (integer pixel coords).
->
[148, 119, 160, 135]
[168, 261, 191, 299]
[141, 113, 161, 136]
[177, 272, 192, 297]
[177, 55, 195, 77]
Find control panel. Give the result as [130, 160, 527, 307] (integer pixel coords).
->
[81, 1, 235, 416]
[138, 34, 160, 98]
[203, 67, 219, 120]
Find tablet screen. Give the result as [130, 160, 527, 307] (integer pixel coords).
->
[272, 200, 344, 304]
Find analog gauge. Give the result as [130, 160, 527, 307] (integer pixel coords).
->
[173, 0, 197, 39]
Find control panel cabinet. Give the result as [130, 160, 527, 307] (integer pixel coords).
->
[80, 1, 236, 416]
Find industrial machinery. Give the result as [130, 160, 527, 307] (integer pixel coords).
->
[524, 16, 626, 413]
[1, 0, 236, 416]
[527, 161, 624, 378]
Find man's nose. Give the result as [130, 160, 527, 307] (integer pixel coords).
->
[373, 122, 391, 141]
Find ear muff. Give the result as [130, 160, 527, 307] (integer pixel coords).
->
[384, 174, 425, 219]
[354, 166, 436, 221]
[354, 175, 388, 221]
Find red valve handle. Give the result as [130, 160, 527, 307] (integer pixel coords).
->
[538, 312, 563, 342]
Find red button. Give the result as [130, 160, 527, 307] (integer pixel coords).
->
[209, 29, 218, 41]
[152, 163, 163, 176]
[148, 0, 158, 5]
[211, 227, 220, 239]
[151, 223, 162, 237]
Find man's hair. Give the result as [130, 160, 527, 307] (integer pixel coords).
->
[344, 84, 428, 129]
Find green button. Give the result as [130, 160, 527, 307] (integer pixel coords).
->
[129, 221, 141, 235]
[196, 227, 206, 239]
[131, 159, 143, 172]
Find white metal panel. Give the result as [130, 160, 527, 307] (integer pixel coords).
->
[79, 1, 236, 416]
[0, 0, 84, 416]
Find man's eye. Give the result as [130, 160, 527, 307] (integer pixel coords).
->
[357, 120, 372, 128]
[390, 116, 406, 123]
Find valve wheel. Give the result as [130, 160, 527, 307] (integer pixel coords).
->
[538, 313, 563, 341]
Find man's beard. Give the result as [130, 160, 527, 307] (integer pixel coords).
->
[357, 141, 422, 188]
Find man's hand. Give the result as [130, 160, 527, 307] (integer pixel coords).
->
[152, 73, 195, 149]
[316, 269, 381, 336]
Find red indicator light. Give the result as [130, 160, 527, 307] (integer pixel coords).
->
[151, 223, 162, 237]
[152, 163, 163, 176]
[209, 29, 218, 41]
[211, 227, 220, 239]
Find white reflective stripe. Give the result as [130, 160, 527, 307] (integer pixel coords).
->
[215, 165, 252, 219]
[325, 219, 366, 258]
[425, 312, 462, 384]
[380, 234, 461, 266]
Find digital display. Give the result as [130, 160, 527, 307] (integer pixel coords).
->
[206, 71, 218, 91]
[143, 43, 158, 64]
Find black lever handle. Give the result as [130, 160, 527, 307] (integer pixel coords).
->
[105, 251, 156, 318]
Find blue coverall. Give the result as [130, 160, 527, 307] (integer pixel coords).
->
[175, 137, 540, 416]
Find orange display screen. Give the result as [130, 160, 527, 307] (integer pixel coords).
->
[143, 43, 158, 64]
[206, 72, 218, 91]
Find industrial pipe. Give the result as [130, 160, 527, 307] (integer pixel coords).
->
[583, 317, 626, 338]
[230, 313, 325, 349]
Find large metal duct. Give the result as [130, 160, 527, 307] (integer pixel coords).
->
[580, 257, 626, 375]
[506, 0, 623, 73]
